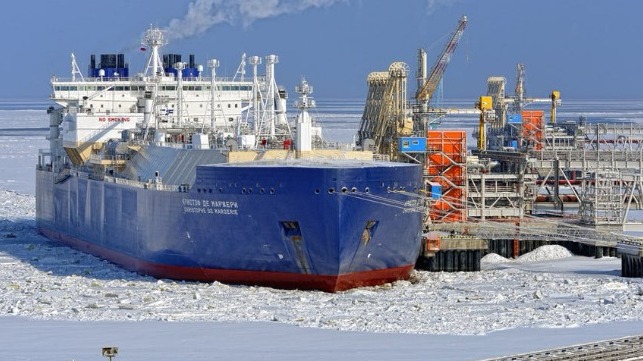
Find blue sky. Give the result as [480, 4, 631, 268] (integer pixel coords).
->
[2, 0, 642, 101]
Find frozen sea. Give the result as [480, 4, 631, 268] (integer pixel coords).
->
[1, 100, 643, 360]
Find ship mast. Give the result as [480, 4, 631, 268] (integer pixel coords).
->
[249, 56, 262, 137]
[70, 53, 84, 82]
[294, 78, 315, 154]
[265, 55, 279, 137]
[174, 61, 185, 127]
[233, 53, 246, 82]
[142, 26, 166, 78]
[208, 59, 220, 131]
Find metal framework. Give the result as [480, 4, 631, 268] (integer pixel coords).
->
[415, 16, 467, 104]
[357, 62, 409, 158]
[426, 130, 467, 222]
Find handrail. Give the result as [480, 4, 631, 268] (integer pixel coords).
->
[51, 76, 260, 84]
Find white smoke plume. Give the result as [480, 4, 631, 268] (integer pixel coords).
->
[425, 0, 460, 15]
[163, 0, 343, 42]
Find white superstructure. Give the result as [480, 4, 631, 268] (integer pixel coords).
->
[50, 26, 289, 163]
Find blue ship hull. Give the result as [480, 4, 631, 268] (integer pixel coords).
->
[36, 161, 423, 292]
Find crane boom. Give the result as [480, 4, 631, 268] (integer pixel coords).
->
[416, 16, 467, 103]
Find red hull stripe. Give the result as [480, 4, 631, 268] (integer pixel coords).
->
[39, 228, 414, 292]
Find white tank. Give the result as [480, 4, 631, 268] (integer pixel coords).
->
[143, 98, 153, 126]
[238, 134, 256, 149]
[154, 131, 166, 145]
[192, 133, 210, 149]
[296, 121, 312, 152]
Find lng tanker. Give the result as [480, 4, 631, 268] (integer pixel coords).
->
[35, 26, 423, 292]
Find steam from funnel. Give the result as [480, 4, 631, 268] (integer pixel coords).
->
[425, 0, 459, 15]
[163, 0, 342, 42]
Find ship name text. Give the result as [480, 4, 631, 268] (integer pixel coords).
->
[182, 198, 239, 215]
[403, 199, 424, 213]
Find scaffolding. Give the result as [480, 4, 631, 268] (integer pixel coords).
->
[426, 130, 467, 222]
[579, 170, 624, 225]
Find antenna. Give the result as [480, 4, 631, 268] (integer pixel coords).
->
[71, 53, 84, 82]
[233, 53, 246, 81]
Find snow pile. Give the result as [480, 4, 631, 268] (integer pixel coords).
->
[1, 189, 642, 336]
[517, 245, 574, 262]
[481, 253, 510, 264]
[482, 245, 574, 265]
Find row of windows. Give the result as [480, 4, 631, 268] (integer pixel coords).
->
[54, 85, 253, 92]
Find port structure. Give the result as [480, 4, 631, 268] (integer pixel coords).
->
[357, 15, 643, 276]
[427, 109, 643, 273]
[356, 62, 410, 158]
[358, 16, 491, 272]
[356, 15, 468, 160]
[469, 71, 643, 275]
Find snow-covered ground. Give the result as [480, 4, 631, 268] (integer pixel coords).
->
[1, 108, 643, 360]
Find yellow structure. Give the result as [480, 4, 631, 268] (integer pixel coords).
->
[550, 90, 560, 125]
[477, 96, 492, 150]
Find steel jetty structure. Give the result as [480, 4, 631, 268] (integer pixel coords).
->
[36, 27, 424, 292]
[354, 15, 643, 276]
